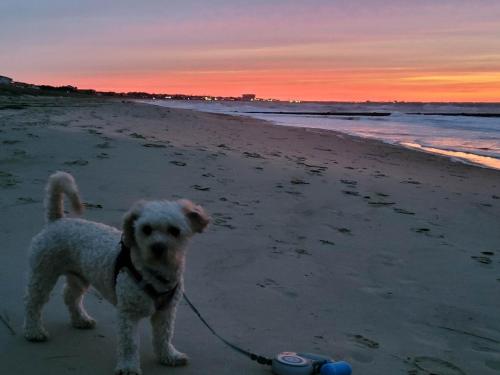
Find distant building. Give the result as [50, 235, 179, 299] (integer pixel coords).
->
[241, 93, 256, 101]
[14, 81, 39, 89]
[0, 75, 13, 85]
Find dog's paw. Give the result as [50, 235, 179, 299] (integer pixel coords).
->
[159, 350, 189, 367]
[71, 316, 96, 329]
[24, 326, 49, 342]
[114, 365, 142, 375]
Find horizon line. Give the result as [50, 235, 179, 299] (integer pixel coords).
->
[2, 73, 500, 104]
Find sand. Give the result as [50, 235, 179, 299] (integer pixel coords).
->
[0, 96, 499, 375]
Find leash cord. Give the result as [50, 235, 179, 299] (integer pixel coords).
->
[182, 292, 273, 365]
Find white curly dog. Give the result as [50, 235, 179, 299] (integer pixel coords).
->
[24, 172, 209, 374]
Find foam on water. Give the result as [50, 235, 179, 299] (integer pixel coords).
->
[140, 99, 500, 170]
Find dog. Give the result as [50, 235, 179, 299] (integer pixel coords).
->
[23, 171, 209, 374]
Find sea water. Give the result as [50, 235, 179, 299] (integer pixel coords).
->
[142, 100, 500, 170]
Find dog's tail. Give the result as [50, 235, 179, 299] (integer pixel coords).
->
[45, 171, 83, 223]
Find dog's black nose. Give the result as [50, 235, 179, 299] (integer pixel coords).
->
[151, 243, 167, 258]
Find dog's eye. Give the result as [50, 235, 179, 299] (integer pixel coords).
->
[142, 225, 153, 236]
[168, 226, 180, 238]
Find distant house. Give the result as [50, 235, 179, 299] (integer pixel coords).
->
[14, 81, 39, 89]
[0, 75, 13, 85]
[242, 93, 256, 101]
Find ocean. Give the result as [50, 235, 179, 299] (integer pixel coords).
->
[142, 100, 500, 170]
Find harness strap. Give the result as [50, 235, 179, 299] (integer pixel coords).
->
[114, 240, 178, 310]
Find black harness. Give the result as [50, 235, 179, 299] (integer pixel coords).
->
[114, 240, 178, 311]
[114, 243, 272, 366]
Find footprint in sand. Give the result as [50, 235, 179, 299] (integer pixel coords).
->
[96, 153, 109, 159]
[96, 141, 111, 149]
[340, 179, 357, 186]
[243, 151, 264, 159]
[410, 356, 465, 375]
[414, 227, 430, 233]
[394, 208, 415, 215]
[337, 227, 351, 234]
[319, 239, 335, 246]
[256, 278, 297, 298]
[256, 278, 279, 288]
[352, 334, 380, 349]
[212, 213, 235, 229]
[17, 197, 39, 204]
[143, 143, 166, 148]
[129, 132, 146, 139]
[401, 179, 421, 185]
[295, 248, 311, 256]
[12, 149, 27, 158]
[290, 178, 309, 185]
[2, 139, 21, 145]
[308, 168, 325, 176]
[368, 201, 395, 206]
[0, 171, 21, 188]
[83, 202, 103, 209]
[217, 143, 231, 150]
[471, 255, 492, 265]
[191, 185, 210, 191]
[64, 159, 89, 166]
[170, 161, 186, 166]
[343, 190, 360, 196]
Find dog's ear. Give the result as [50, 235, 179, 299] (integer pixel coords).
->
[178, 199, 210, 234]
[122, 201, 145, 247]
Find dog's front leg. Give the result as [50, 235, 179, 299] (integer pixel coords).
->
[151, 306, 188, 366]
[115, 311, 142, 375]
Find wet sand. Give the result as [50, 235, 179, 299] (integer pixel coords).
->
[1, 96, 499, 374]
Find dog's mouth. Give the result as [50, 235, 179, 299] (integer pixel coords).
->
[145, 267, 171, 284]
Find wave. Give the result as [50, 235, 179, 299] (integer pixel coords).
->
[141, 99, 500, 171]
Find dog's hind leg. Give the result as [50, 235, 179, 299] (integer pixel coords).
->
[23, 268, 59, 342]
[63, 273, 96, 329]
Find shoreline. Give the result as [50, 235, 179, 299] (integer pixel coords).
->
[139, 100, 500, 170]
[140, 99, 500, 172]
[1, 96, 500, 375]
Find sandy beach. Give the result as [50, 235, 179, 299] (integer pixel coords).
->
[1, 96, 499, 375]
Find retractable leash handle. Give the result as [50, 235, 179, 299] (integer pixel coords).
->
[272, 352, 352, 375]
[183, 293, 352, 375]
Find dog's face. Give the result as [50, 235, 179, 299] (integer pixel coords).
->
[122, 200, 209, 269]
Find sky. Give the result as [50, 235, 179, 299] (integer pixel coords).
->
[1, 0, 500, 102]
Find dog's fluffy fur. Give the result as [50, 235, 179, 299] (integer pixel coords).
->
[24, 172, 209, 374]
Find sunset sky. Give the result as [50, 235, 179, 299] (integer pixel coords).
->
[1, 0, 499, 102]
